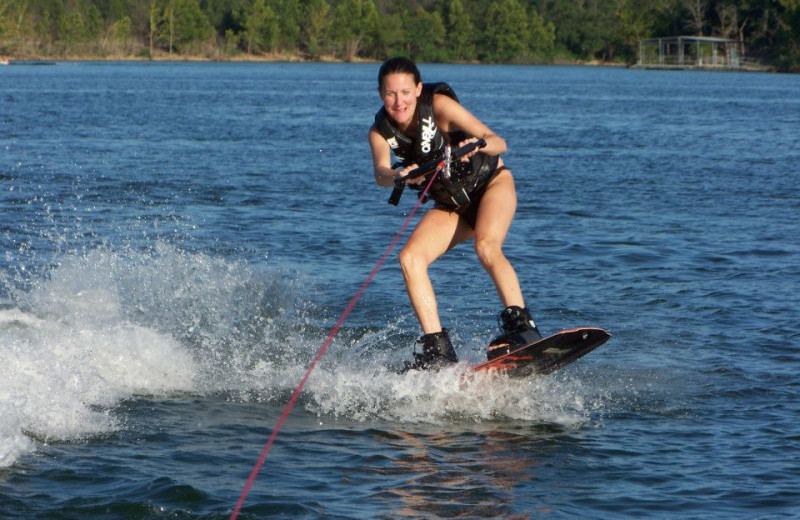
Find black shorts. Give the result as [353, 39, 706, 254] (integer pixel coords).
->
[435, 165, 508, 229]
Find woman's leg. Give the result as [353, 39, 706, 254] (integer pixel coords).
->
[472, 169, 525, 308]
[398, 207, 474, 334]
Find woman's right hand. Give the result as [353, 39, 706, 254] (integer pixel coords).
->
[397, 163, 425, 185]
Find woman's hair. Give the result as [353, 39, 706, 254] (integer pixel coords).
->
[378, 57, 421, 90]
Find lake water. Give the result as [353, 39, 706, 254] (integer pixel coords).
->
[1, 61, 799, 519]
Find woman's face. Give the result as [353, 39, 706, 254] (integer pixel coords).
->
[380, 73, 422, 129]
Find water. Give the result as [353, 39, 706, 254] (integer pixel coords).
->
[1, 62, 799, 519]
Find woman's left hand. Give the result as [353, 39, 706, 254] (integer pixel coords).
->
[457, 137, 482, 162]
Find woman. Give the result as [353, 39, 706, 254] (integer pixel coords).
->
[368, 57, 541, 370]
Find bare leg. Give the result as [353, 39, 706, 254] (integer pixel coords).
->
[398, 168, 526, 334]
[398, 208, 473, 334]
[472, 169, 525, 308]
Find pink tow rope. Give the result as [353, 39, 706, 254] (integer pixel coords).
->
[229, 172, 439, 520]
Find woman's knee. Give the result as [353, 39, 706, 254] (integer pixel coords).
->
[398, 246, 428, 275]
[474, 237, 504, 268]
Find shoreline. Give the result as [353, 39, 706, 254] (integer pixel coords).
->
[0, 52, 629, 68]
[4, 55, 779, 73]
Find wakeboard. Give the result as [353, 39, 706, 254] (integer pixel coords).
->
[472, 327, 610, 378]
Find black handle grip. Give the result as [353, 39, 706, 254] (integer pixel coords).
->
[388, 181, 405, 206]
[452, 138, 487, 160]
[387, 139, 487, 205]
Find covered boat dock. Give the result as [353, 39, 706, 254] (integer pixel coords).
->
[635, 36, 769, 71]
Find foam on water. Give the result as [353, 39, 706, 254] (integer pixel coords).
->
[0, 242, 609, 468]
[0, 313, 195, 467]
[0, 244, 223, 466]
[301, 363, 595, 426]
[0, 249, 202, 467]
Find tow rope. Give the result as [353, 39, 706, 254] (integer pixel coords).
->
[229, 170, 441, 520]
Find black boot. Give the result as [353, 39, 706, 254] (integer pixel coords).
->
[401, 329, 458, 372]
[487, 306, 542, 361]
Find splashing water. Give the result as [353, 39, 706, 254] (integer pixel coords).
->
[0, 242, 297, 466]
[0, 241, 607, 468]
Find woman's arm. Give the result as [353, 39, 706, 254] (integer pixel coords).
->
[432, 94, 507, 157]
[369, 126, 399, 187]
[369, 126, 421, 187]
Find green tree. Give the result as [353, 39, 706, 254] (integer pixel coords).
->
[715, 1, 742, 40]
[682, 0, 708, 35]
[529, 7, 555, 55]
[170, 0, 213, 50]
[149, 0, 161, 57]
[106, 15, 132, 54]
[0, 0, 32, 53]
[111, 15, 132, 42]
[617, 0, 671, 62]
[775, 0, 800, 69]
[546, 0, 622, 60]
[371, 11, 405, 58]
[332, 0, 378, 61]
[106, 0, 131, 24]
[0, 0, 797, 68]
[444, 0, 476, 60]
[302, 0, 331, 58]
[0, 1, 8, 41]
[241, 0, 279, 54]
[223, 28, 240, 54]
[484, 0, 529, 61]
[58, 9, 85, 51]
[403, 7, 445, 61]
[273, 0, 302, 52]
[86, 4, 103, 41]
[618, 0, 657, 42]
[37, 0, 65, 49]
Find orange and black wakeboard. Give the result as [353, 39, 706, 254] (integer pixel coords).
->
[472, 327, 610, 378]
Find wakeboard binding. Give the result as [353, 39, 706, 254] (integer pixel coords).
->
[401, 328, 458, 372]
[487, 306, 542, 361]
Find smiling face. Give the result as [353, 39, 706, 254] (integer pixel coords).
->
[379, 72, 422, 131]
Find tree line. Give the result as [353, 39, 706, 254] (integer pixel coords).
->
[1, 0, 798, 71]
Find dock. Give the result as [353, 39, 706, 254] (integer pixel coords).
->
[634, 36, 771, 72]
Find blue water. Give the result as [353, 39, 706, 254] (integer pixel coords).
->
[1, 61, 799, 519]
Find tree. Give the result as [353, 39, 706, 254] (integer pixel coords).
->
[170, 0, 213, 51]
[0, 1, 9, 41]
[371, 11, 405, 58]
[302, 0, 331, 59]
[484, 0, 529, 61]
[617, 0, 668, 62]
[0, 0, 34, 50]
[715, 1, 741, 39]
[529, 7, 555, 54]
[683, 0, 709, 35]
[272, 0, 302, 52]
[149, 0, 161, 57]
[241, 0, 279, 54]
[775, 0, 800, 69]
[58, 10, 85, 51]
[618, 0, 657, 42]
[106, 15, 132, 54]
[332, 0, 378, 61]
[403, 6, 445, 61]
[106, 0, 131, 24]
[444, 0, 476, 60]
[546, 0, 622, 60]
[0, 0, 796, 69]
[163, 1, 174, 54]
[85, 4, 103, 41]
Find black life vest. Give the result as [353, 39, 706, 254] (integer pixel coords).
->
[373, 83, 497, 208]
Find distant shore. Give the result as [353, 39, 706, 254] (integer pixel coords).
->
[0, 52, 629, 68]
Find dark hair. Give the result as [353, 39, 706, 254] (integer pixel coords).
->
[378, 57, 421, 90]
